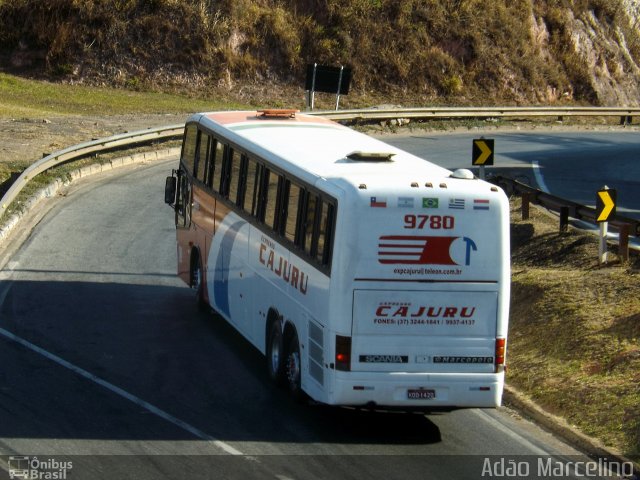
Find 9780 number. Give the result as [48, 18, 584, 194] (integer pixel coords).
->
[403, 214, 454, 230]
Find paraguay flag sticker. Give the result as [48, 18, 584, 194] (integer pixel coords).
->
[473, 199, 490, 210]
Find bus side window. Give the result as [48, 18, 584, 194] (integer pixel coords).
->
[196, 132, 209, 182]
[243, 157, 259, 215]
[316, 201, 335, 265]
[205, 138, 215, 188]
[260, 168, 282, 230]
[182, 124, 198, 176]
[283, 180, 302, 243]
[220, 146, 232, 197]
[228, 150, 243, 205]
[302, 192, 318, 256]
[210, 140, 224, 193]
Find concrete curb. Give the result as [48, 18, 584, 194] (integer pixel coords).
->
[504, 385, 639, 473]
[0, 147, 180, 247]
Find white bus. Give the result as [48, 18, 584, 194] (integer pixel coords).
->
[165, 109, 510, 409]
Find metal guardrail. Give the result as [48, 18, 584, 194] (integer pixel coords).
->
[312, 106, 640, 123]
[490, 175, 640, 238]
[0, 124, 184, 218]
[2, 106, 640, 221]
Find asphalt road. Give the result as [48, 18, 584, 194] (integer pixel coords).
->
[382, 130, 640, 219]
[0, 137, 627, 479]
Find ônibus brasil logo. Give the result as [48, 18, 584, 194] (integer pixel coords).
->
[378, 235, 477, 266]
[7, 456, 73, 479]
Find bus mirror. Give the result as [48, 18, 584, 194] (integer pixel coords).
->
[165, 176, 177, 205]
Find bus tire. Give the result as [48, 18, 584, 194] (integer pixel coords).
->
[285, 332, 305, 402]
[191, 252, 207, 311]
[266, 320, 285, 386]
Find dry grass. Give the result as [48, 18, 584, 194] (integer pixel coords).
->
[508, 197, 640, 460]
[0, 0, 638, 105]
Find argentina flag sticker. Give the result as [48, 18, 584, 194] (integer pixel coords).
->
[397, 197, 414, 208]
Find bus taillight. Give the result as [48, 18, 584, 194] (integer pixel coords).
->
[495, 338, 506, 373]
[335, 335, 352, 371]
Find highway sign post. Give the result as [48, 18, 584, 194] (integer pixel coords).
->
[596, 186, 617, 264]
[472, 138, 494, 179]
[305, 64, 352, 111]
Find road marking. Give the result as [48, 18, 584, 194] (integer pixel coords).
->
[0, 262, 18, 310]
[0, 326, 243, 456]
[0, 457, 9, 476]
[0, 283, 11, 309]
[531, 160, 550, 193]
[471, 408, 551, 456]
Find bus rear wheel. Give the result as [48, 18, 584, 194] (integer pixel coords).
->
[285, 333, 304, 401]
[191, 254, 207, 311]
[266, 320, 285, 386]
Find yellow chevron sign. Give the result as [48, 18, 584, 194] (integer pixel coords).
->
[596, 189, 616, 222]
[472, 139, 494, 166]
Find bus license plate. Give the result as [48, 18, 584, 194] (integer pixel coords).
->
[407, 389, 435, 400]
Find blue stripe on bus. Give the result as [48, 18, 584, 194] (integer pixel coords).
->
[213, 220, 245, 318]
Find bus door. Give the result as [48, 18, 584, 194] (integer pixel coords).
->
[175, 167, 193, 284]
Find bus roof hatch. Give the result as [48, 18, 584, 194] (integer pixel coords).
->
[257, 109, 299, 118]
[346, 151, 396, 162]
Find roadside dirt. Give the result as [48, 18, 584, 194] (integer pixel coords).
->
[0, 113, 185, 166]
[508, 197, 640, 461]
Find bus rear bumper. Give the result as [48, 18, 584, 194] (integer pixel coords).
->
[329, 372, 504, 409]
